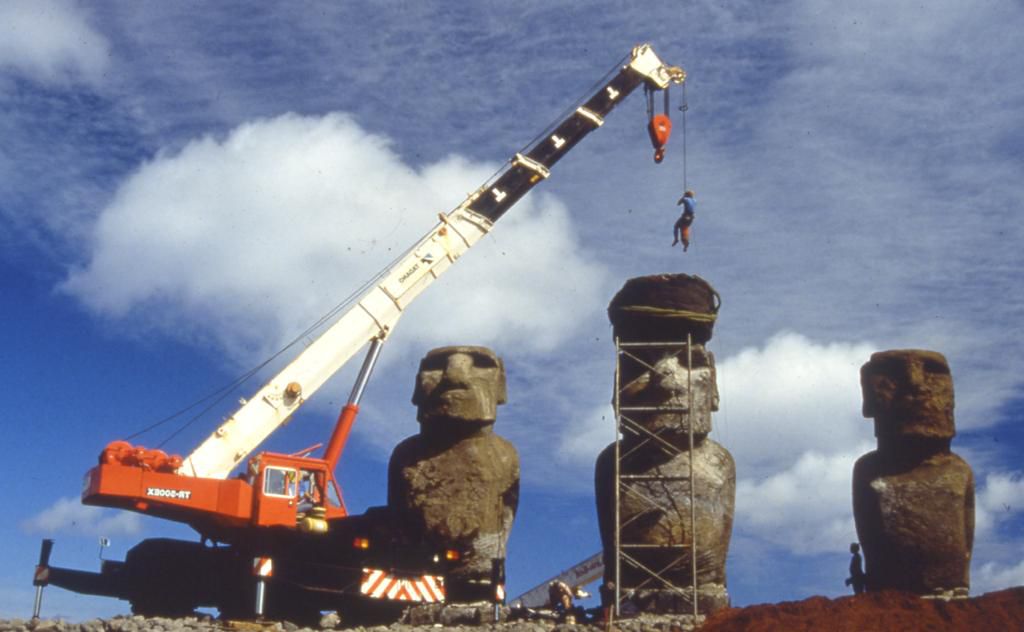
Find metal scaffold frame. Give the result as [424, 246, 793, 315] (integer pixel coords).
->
[613, 334, 699, 619]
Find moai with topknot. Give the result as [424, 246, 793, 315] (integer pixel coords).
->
[388, 346, 520, 601]
[594, 274, 735, 614]
[853, 349, 975, 598]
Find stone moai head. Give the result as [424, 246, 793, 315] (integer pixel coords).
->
[619, 345, 718, 437]
[412, 345, 507, 428]
[861, 349, 955, 441]
[607, 274, 721, 440]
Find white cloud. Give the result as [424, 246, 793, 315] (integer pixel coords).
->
[550, 331, 879, 541]
[0, 1, 110, 85]
[22, 497, 142, 537]
[554, 332, 876, 478]
[62, 112, 609, 366]
[975, 471, 1024, 538]
[736, 446, 870, 555]
[556, 403, 616, 469]
[974, 559, 1024, 595]
[715, 332, 876, 477]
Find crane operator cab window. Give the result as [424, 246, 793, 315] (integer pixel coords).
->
[263, 467, 298, 498]
[297, 470, 322, 513]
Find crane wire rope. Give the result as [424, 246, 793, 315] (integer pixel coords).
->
[128, 50, 641, 449]
[680, 81, 688, 191]
[129, 268, 387, 447]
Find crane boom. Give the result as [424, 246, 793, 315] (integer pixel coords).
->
[179, 43, 685, 480]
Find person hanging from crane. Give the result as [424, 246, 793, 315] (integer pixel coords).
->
[672, 189, 696, 251]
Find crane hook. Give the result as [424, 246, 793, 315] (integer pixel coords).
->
[647, 86, 673, 163]
[648, 114, 672, 163]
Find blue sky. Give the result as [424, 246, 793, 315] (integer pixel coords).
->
[2, 0, 1023, 620]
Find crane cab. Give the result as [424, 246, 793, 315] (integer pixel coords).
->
[249, 452, 346, 532]
[84, 441, 347, 537]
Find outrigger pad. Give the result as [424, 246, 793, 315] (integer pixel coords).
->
[607, 273, 720, 344]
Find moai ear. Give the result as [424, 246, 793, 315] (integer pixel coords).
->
[411, 356, 431, 407]
[709, 351, 720, 412]
[494, 356, 508, 405]
[860, 361, 877, 418]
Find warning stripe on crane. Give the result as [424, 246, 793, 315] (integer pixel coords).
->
[252, 557, 274, 577]
[359, 568, 445, 603]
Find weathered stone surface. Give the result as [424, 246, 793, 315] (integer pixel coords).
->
[595, 438, 735, 589]
[618, 344, 717, 442]
[861, 349, 955, 441]
[389, 430, 519, 581]
[389, 346, 520, 601]
[853, 449, 974, 594]
[853, 348, 974, 596]
[401, 602, 507, 626]
[413, 346, 507, 430]
[607, 274, 719, 344]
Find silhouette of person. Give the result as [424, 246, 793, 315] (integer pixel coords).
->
[845, 542, 866, 594]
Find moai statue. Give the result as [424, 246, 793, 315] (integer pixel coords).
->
[594, 274, 735, 614]
[388, 346, 520, 601]
[853, 349, 975, 598]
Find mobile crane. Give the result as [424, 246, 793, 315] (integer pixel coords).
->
[32, 44, 685, 624]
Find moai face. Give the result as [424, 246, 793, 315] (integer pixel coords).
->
[861, 350, 955, 440]
[413, 346, 507, 426]
[618, 345, 718, 438]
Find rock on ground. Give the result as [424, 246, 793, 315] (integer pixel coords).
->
[6, 587, 1022, 632]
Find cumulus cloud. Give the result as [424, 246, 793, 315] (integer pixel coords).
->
[974, 558, 1024, 595]
[736, 446, 871, 555]
[62, 112, 608, 366]
[975, 471, 1024, 538]
[555, 332, 875, 474]
[715, 332, 876, 477]
[0, 1, 110, 85]
[557, 403, 616, 469]
[551, 331, 879, 526]
[22, 497, 142, 537]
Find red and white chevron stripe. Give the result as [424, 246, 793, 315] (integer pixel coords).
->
[359, 568, 445, 603]
[252, 557, 273, 577]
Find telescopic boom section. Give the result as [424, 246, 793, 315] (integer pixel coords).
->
[178, 44, 684, 480]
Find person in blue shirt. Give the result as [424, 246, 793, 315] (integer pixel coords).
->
[672, 190, 696, 251]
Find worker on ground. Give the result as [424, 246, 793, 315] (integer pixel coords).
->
[547, 580, 576, 623]
[672, 190, 696, 252]
[845, 542, 866, 594]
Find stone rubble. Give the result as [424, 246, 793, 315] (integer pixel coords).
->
[0, 613, 705, 632]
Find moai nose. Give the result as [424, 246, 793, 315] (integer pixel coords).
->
[903, 356, 926, 392]
[444, 353, 474, 382]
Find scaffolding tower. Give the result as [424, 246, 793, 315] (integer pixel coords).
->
[612, 334, 699, 619]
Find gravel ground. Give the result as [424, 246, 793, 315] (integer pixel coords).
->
[0, 612, 704, 632]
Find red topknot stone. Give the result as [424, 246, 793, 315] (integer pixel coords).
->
[608, 274, 720, 343]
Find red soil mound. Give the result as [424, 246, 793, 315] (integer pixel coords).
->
[699, 588, 1024, 632]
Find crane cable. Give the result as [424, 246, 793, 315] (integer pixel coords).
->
[680, 80, 688, 192]
[126, 270, 386, 448]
